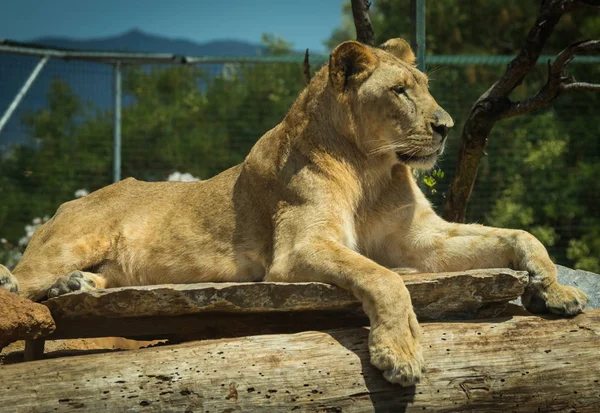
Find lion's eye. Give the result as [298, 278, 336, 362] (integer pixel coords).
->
[392, 85, 406, 95]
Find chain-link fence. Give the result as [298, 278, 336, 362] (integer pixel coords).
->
[1, 44, 599, 271]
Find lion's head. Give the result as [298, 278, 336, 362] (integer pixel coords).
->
[328, 38, 454, 170]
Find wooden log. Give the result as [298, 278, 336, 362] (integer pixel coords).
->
[2, 310, 598, 412]
[23, 339, 45, 362]
[43, 269, 527, 341]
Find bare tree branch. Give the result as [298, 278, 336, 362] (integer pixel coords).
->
[303, 49, 311, 85]
[442, 1, 600, 223]
[574, 0, 600, 8]
[486, 0, 577, 100]
[553, 39, 600, 68]
[498, 39, 600, 119]
[351, 0, 375, 45]
[562, 82, 600, 92]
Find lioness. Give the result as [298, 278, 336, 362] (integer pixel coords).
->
[0, 39, 587, 386]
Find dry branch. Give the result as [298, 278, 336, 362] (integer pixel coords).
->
[351, 0, 375, 45]
[443, 0, 600, 223]
[3, 310, 599, 412]
[499, 39, 600, 119]
[303, 48, 311, 85]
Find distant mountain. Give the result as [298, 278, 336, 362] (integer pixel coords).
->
[0, 30, 265, 147]
[31, 29, 265, 56]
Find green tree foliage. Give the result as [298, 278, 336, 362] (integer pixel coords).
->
[325, 1, 600, 271]
[326, 1, 597, 54]
[0, 79, 113, 243]
[260, 33, 295, 56]
[0, 34, 306, 256]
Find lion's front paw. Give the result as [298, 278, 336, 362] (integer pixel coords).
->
[522, 282, 588, 316]
[47, 271, 97, 299]
[369, 316, 424, 386]
[0, 265, 19, 294]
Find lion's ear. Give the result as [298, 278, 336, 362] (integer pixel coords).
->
[329, 41, 377, 91]
[379, 38, 416, 65]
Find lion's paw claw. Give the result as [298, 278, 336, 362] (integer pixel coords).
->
[523, 283, 588, 316]
[369, 322, 424, 387]
[47, 271, 96, 299]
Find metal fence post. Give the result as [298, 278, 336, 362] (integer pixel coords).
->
[416, 0, 426, 72]
[0, 55, 49, 135]
[113, 60, 122, 183]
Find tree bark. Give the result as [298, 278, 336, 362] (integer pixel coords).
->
[351, 0, 375, 45]
[2, 310, 599, 412]
[442, 113, 495, 223]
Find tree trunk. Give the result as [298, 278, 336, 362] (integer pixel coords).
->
[442, 110, 495, 222]
[2, 310, 599, 412]
[351, 0, 375, 45]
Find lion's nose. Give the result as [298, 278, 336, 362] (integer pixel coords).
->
[432, 123, 450, 140]
[431, 108, 453, 141]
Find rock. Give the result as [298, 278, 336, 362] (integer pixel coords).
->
[0, 289, 56, 349]
[557, 265, 600, 310]
[43, 269, 527, 322]
[38, 269, 528, 342]
[510, 265, 600, 311]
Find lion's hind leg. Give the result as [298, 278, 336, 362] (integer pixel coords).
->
[13, 230, 112, 301]
[47, 270, 107, 299]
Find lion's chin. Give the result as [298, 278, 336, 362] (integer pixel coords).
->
[395, 151, 439, 171]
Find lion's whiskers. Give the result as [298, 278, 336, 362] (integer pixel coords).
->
[368, 141, 423, 158]
[424, 66, 445, 82]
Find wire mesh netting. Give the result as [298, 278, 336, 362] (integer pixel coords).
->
[1, 52, 599, 271]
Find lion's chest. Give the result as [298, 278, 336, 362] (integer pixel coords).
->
[340, 210, 358, 251]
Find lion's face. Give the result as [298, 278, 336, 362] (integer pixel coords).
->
[329, 39, 454, 170]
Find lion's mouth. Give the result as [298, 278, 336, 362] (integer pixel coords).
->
[394, 150, 439, 165]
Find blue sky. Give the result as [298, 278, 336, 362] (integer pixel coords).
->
[1, 0, 347, 53]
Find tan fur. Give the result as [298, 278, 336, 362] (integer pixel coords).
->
[0, 39, 587, 386]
